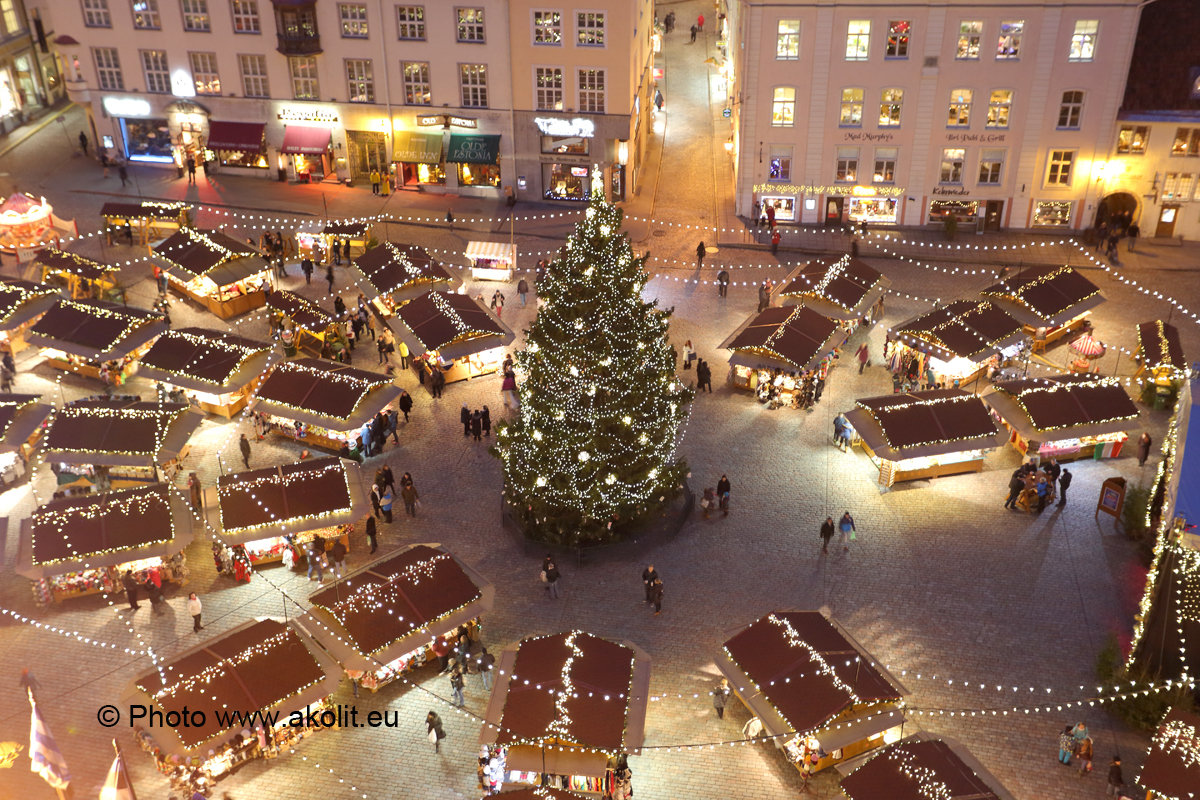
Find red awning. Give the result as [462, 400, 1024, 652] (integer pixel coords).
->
[281, 126, 331, 155]
[206, 121, 265, 151]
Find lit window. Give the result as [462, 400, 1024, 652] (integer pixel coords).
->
[940, 148, 965, 183]
[886, 20, 909, 58]
[769, 146, 792, 181]
[878, 88, 902, 127]
[289, 56, 319, 100]
[339, 4, 368, 38]
[460, 63, 488, 107]
[873, 147, 897, 183]
[231, 0, 259, 33]
[181, 0, 210, 32]
[132, 0, 160, 29]
[836, 147, 859, 182]
[772, 87, 795, 126]
[141, 49, 170, 93]
[578, 68, 605, 113]
[997, 20, 1023, 58]
[397, 6, 424, 40]
[577, 11, 604, 46]
[1170, 128, 1189, 155]
[987, 90, 1012, 128]
[345, 58, 374, 102]
[776, 19, 799, 60]
[948, 89, 972, 127]
[845, 20, 870, 61]
[402, 62, 431, 105]
[535, 66, 563, 111]
[957, 21, 981, 59]
[190, 52, 220, 95]
[979, 149, 1004, 184]
[533, 10, 561, 44]
[1047, 150, 1074, 185]
[83, 0, 112, 27]
[840, 87, 863, 126]
[1057, 91, 1083, 129]
[1069, 20, 1098, 62]
[457, 8, 484, 42]
[1116, 125, 1149, 155]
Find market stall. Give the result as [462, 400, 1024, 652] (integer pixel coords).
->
[265, 290, 336, 357]
[34, 247, 120, 300]
[844, 389, 1006, 486]
[213, 457, 360, 566]
[773, 256, 890, 326]
[886, 300, 1027, 388]
[100, 200, 191, 247]
[0, 393, 51, 483]
[1137, 706, 1200, 800]
[984, 374, 1140, 461]
[840, 734, 1015, 799]
[123, 618, 338, 792]
[253, 358, 402, 455]
[154, 228, 272, 319]
[351, 242, 458, 317]
[393, 291, 515, 386]
[980, 265, 1105, 352]
[465, 240, 517, 281]
[138, 327, 274, 418]
[16, 483, 193, 605]
[322, 221, 372, 262]
[301, 543, 494, 691]
[480, 631, 651, 796]
[27, 298, 166, 381]
[720, 305, 847, 406]
[1136, 320, 1188, 409]
[716, 610, 908, 776]
[0, 276, 60, 353]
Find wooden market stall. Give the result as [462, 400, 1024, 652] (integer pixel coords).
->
[122, 618, 339, 792]
[265, 290, 337, 357]
[40, 399, 203, 489]
[980, 265, 1105, 352]
[351, 241, 458, 317]
[720, 305, 847, 404]
[773, 256, 890, 328]
[300, 543, 495, 692]
[100, 200, 191, 246]
[322, 220, 372, 261]
[886, 300, 1027, 388]
[1136, 320, 1188, 409]
[466, 240, 517, 281]
[0, 276, 60, 353]
[845, 389, 1007, 486]
[839, 734, 1015, 800]
[252, 358, 402, 455]
[34, 247, 120, 300]
[1137, 706, 1200, 800]
[27, 298, 166, 381]
[0, 393, 52, 484]
[984, 374, 1140, 462]
[155, 228, 272, 319]
[212, 456, 361, 566]
[393, 291, 515, 386]
[716, 610, 908, 776]
[138, 327, 274, 417]
[16, 483, 194, 605]
[480, 631, 651, 796]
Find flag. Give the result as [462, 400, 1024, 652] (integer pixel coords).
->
[100, 740, 137, 800]
[27, 690, 70, 790]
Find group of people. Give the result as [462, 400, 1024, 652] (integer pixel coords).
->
[368, 464, 419, 524]
[461, 404, 492, 441]
[832, 411, 856, 451]
[120, 566, 205, 633]
[1095, 214, 1140, 259]
[1055, 721, 1127, 794]
[755, 367, 828, 410]
[820, 512, 857, 553]
[700, 475, 732, 520]
[1004, 459, 1071, 512]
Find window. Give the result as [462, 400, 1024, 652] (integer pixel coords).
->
[533, 10, 561, 44]
[978, 149, 1004, 184]
[140, 50, 169, 93]
[577, 11, 604, 46]
[873, 147, 897, 183]
[997, 20, 1022, 58]
[394, 5, 424, 39]
[1169, 128, 1200, 156]
[93, 47, 122, 89]
[1116, 125, 1149, 155]
[769, 146, 792, 181]
[987, 90, 1012, 128]
[840, 88, 863, 126]
[339, 4, 367, 37]
[948, 89, 972, 127]
[1047, 150, 1074, 185]
[1057, 90, 1083, 129]
[132, 0, 160, 29]
[401, 61, 430, 105]
[0, 0, 17, 31]
[346, 59, 374, 102]
[878, 88, 902, 127]
[845, 20, 870, 60]
[459, 63, 487, 107]
[836, 148, 859, 182]
[457, 8, 484, 42]
[1161, 173, 1193, 200]
[1175, 174, 1196, 200]
[289, 55, 319, 99]
[957, 21, 981, 59]
[771, 87, 795, 126]
[940, 148, 965, 183]
[231, 0, 259, 33]
[535, 66, 563, 111]
[776, 19, 799, 60]
[578, 68, 604, 113]
[1069, 20, 1098, 62]
[84, 0, 112, 27]
[190, 52, 220, 94]
[239, 54, 268, 96]
[181, 0, 210, 31]
[886, 20, 909, 58]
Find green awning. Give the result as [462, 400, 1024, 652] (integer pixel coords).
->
[447, 134, 500, 164]
[393, 132, 442, 164]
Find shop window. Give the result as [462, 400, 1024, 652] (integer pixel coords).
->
[541, 135, 587, 155]
[1069, 20, 1098, 62]
[986, 90, 1012, 128]
[456, 7, 484, 42]
[878, 88, 902, 127]
[1174, 174, 1196, 201]
[1046, 150, 1074, 185]
[459, 63, 487, 107]
[181, 0, 210, 32]
[397, 5, 424, 40]
[835, 147, 859, 182]
[760, 197, 796, 222]
[231, 0, 259, 34]
[94, 47, 123, 90]
[996, 20, 1022, 58]
[849, 196, 896, 224]
[947, 88, 972, 127]
[776, 19, 799, 60]
[189, 52, 220, 95]
[1161, 173, 1180, 200]
[533, 10, 561, 44]
[132, 0, 161, 29]
[123, 118, 172, 161]
[957, 21, 981, 59]
[84, 0, 112, 27]
[940, 148, 965, 183]
[771, 87, 795, 126]
[578, 68, 604, 113]
[239, 53, 268, 97]
[140, 50, 169, 93]
[345, 58, 374, 102]
[1116, 125, 1149, 155]
[544, 164, 591, 200]
[886, 20, 909, 58]
[1, 0, 17, 32]
[535, 66, 563, 111]
[1033, 201, 1071, 227]
[1057, 91, 1083, 129]
[289, 55, 319, 100]
[577, 11, 604, 46]
[458, 162, 500, 187]
[339, 4, 368, 38]
[978, 148, 1004, 184]
[929, 200, 978, 224]
[402, 61, 431, 105]
[768, 147, 792, 181]
[840, 88, 863, 127]
[845, 20, 870, 61]
[873, 147, 897, 183]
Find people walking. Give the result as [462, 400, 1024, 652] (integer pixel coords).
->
[370, 483, 383, 519]
[239, 433, 252, 468]
[450, 666, 465, 707]
[820, 517, 835, 554]
[426, 711, 446, 753]
[1127, 222, 1139, 251]
[461, 404, 471, 437]
[716, 474, 731, 516]
[717, 270, 729, 297]
[430, 364, 445, 398]
[307, 542, 325, 581]
[856, 343, 870, 373]
[482, 405, 491, 436]
[365, 515, 378, 553]
[186, 156, 197, 184]
[1057, 725, 1074, 765]
[326, 264, 335, 295]
[477, 647, 495, 691]
[696, 241, 706, 268]
[471, 409, 483, 441]
[838, 511, 856, 551]
[771, 229, 781, 255]
[397, 339, 410, 369]
[187, 592, 203, 632]
[1057, 468, 1072, 508]
[122, 570, 141, 610]
[713, 679, 730, 719]
[1106, 756, 1124, 795]
[517, 277, 529, 306]
[401, 480, 419, 516]
[445, 210, 454, 230]
[398, 389, 413, 422]
[696, 359, 712, 393]
[380, 485, 394, 522]
[491, 290, 505, 318]
[649, 577, 664, 615]
[1077, 736, 1093, 776]
[1137, 432, 1153, 466]
[544, 558, 561, 599]
[689, 23, 698, 42]
[329, 539, 347, 578]
[641, 565, 658, 604]
[79, 131, 89, 155]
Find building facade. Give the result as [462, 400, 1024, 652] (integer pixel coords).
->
[36, 0, 653, 200]
[0, 0, 60, 132]
[727, 0, 1143, 231]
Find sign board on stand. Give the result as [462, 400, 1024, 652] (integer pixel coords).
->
[1096, 477, 1127, 519]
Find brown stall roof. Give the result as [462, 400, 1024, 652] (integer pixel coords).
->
[155, 228, 269, 287]
[254, 357, 399, 428]
[322, 220, 370, 237]
[1137, 320, 1187, 374]
[393, 291, 514, 361]
[265, 290, 334, 332]
[27, 484, 183, 567]
[100, 200, 190, 221]
[482, 789, 588, 800]
[217, 457, 354, 537]
[841, 738, 1009, 800]
[138, 327, 273, 390]
[33, 248, 117, 280]
[1139, 706, 1200, 800]
[0, 277, 60, 330]
[890, 300, 1025, 362]
[0, 394, 51, 453]
[987, 375, 1139, 434]
[41, 400, 201, 466]
[721, 305, 847, 372]
[847, 389, 1007, 460]
[352, 242, 456, 301]
[28, 299, 165, 361]
[775, 257, 889, 318]
[980, 265, 1104, 327]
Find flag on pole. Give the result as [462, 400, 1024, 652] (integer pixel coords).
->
[27, 690, 71, 790]
[100, 739, 137, 800]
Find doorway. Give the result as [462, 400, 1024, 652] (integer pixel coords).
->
[1095, 192, 1138, 230]
[1155, 204, 1179, 238]
[824, 196, 844, 226]
[984, 200, 1004, 231]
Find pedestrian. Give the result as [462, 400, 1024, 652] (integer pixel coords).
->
[717, 474, 731, 516]
[682, 340, 695, 370]
[393, 391, 412, 426]
[517, 277, 529, 306]
[1077, 736, 1093, 776]
[365, 515, 377, 553]
[370, 168, 381, 195]
[122, 569, 140, 610]
[401, 480, 419, 516]
[333, 238, 342, 265]
[461, 404, 472, 437]
[491, 290, 505, 318]
[370, 483, 383, 519]
[329, 539, 347, 578]
[450, 666, 465, 707]
[302, 256, 314, 284]
[689, 23, 697, 42]
[833, 411, 850, 451]
[1072, 722, 1089, 746]
[79, 131, 89, 155]
[697, 13, 704, 30]
[855, 343, 870, 374]
[1106, 756, 1124, 795]
[381, 485, 394, 522]
[838, 511, 856, 551]
[820, 516, 835, 554]
[1058, 725, 1074, 765]
[1095, 222, 1108, 252]
[446, 210, 454, 230]
[544, 558, 561, 599]
[187, 472, 202, 512]
[717, 269, 729, 297]
[1057, 468, 1072, 508]
[649, 577, 664, 615]
[239, 433, 252, 468]
[477, 646, 495, 691]
[471, 409, 483, 441]
[431, 364, 445, 398]
[326, 264, 335, 295]
[695, 241, 706, 267]
[757, 281, 769, 312]
[501, 368, 518, 408]
[482, 405, 491, 436]
[1004, 469, 1024, 510]
[1126, 222, 1139, 251]
[641, 565, 658, 603]
[713, 678, 730, 719]
[696, 359, 712, 393]
[1106, 232, 1120, 260]
[397, 339, 410, 369]
[118, 162, 128, 187]
[1035, 476, 1050, 513]
[307, 542, 325, 581]
[771, 228, 781, 255]
[187, 155, 197, 184]
[751, 200, 761, 227]
[187, 592, 203, 632]
[766, 204, 776, 229]
[0, 367, 12, 393]
[426, 711, 446, 753]
[1137, 432, 1152, 466]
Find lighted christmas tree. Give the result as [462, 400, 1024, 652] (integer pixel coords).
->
[493, 171, 692, 545]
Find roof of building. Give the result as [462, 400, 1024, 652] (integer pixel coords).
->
[1121, 0, 1200, 113]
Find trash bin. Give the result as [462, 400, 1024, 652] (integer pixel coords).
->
[277, 167, 287, 182]
[283, 342, 297, 358]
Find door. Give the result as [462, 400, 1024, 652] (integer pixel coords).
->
[985, 200, 1004, 231]
[1156, 204, 1179, 237]
[824, 197, 844, 226]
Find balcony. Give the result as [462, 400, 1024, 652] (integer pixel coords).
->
[276, 31, 322, 55]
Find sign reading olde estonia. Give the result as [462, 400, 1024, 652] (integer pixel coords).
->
[534, 117, 596, 138]
[277, 107, 339, 123]
[417, 114, 478, 129]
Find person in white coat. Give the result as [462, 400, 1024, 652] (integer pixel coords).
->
[187, 592, 203, 632]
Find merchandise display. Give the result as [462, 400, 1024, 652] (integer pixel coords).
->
[27, 298, 167, 380]
[154, 228, 272, 319]
[722, 306, 846, 408]
[392, 291, 515, 385]
[465, 240, 517, 281]
[887, 299, 1026, 387]
[34, 247, 119, 301]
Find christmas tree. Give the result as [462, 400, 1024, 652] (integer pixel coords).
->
[493, 172, 693, 545]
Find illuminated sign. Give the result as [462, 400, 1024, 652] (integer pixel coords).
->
[752, 182, 906, 197]
[171, 70, 195, 98]
[103, 96, 152, 118]
[277, 107, 339, 123]
[449, 116, 477, 129]
[417, 114, 478, 128]
[535, 117, 595, 138]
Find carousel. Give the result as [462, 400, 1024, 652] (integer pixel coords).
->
[0, 193, 74, 254]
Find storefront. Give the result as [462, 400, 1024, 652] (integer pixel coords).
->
[447, 133, 501, 189]
[465, 240, 516, 281]
[204, 121, 267, 171]
[27, 298, 167, 382]
[981, 265, 1106, 352]
[0, 393, 51, 484]
[120, 116, 173, 163]
[33, 248, 118, 301]
[16, 483, 193, 606]
[928, 199, 979, 227]
[1137, 706, 1200, 800]
[535, 117, 595, 201]
[1136, 320, 1187, 406]
[1032, 200, 1073, 228]
[138, 328, 273, 418]
[393, 131, 445, 187]
[544, 163, 592, 201]
[773, 256, 889, 324]
[844, 389, 1007, 486]
[392, 291, 515, 388]
[345, 129, 388, 182]
[718, 610, 908, 776]
[0, 277, 59, 354]
[265, 290, 336, 357]
[280, 125, 333, 182]
[720, 305, 847, 408]
[480, 631, 650, 796]
[100, 200, 191, 247]
[984, 375, 1140, 462]
[302, 543, 494, 692]
[351, 242, 457, 317]
[847, 194, 898, 225]
[841, 735, 1016, 800]
[155, 229, 272, 319]
[886, 300, 1026, 388]
[759, 195, 798, 223]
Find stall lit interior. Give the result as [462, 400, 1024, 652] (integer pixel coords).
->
[322, 221, 372, 262]
[393, 291, 514, 386]
[887, 299, 1026, 388]
[1136, 319, 1188, 408]
[265, 290, 336, 357]
[465, 240, 517, 281]
[0, 276, 61, 353]
[34, 248, 119, 300]
[100, 200, 191, 247]
[27, 298, 166, 381]
[720, 305, 847, 407]
[0, 392, 52, 485]
[137, 327, 274, 418]
[980, 265, 1105, 352]
[154, 228, 272, 319]
[350, 241, 457, 317]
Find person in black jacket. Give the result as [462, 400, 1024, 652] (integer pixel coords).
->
[1057, 469, 1073, 508]
[471, 409, 483, 441]
[716, 475, 731, 516]
[1004, 469, 1024, 510]
[365, 515, 377, 554]
[461, 404, 471, 436]
[482, 405, 491, 436]
[820, 517, 835, 554]
[649, 577, 664, 615]
[122, 570, 140, 610]
[398, 390, 413, 423]
[426, 712, 446, 753]
[641, 565, 658, 603]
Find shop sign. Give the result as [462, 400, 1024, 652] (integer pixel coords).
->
[417, 114, 478, 129]
[945, 132, 1007, 143]
[932, 186, 971, 196]
[842, 131, 895, 143]
[535, 117, 595, 138]
[103, 96, 152, 118]
[277, 107, 339, 124]
[753, 182, 904, 197]
[449, 116, 478, 129]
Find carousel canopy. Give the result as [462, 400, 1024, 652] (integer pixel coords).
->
[352, 242, 457, 302]
[841, 736, 1014, 800]
[1138, 707, 1200, 800]
[985, 374, 1139, 438]
[215, 456, 358, 541]
[100, 200, 190, 222]
[0, 276, 60, 330]
[323, 220, 370, 237]
[392, 291, 514, 361]
[266, 290, 334, 333]
[980, 265, 1105, 328]
[1137, 320, 1187, 375]
[33, 248, 117, 281]
[28, 299, 166, 361]
[138, 327, 273, 392]
[846, 389, 1006, 461]
[41, 399, 202, 467]
[721, 305, 847, 372]
[465, 240, 516, 264]
[774, 257, 889, 319]
[889, 300, 1025, 363]
[253, 357, 401, 430]
[154, 228, 269, 287]
[0, 393, 51, 453]
[0, 192, 49, 217]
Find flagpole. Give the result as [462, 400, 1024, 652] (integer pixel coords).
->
[113, 738, 139, 800]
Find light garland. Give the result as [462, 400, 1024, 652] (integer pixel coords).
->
[256, 359, 394, 424]
[216, 458, 354, 534]
[139, 327, 271, 388]
[1152, 716, 1200, 771]
[857, 391, 999, 452]
[30, 485, 177, 567]
[32, 298, 162, 352]
[981, 264, 1103, 322]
